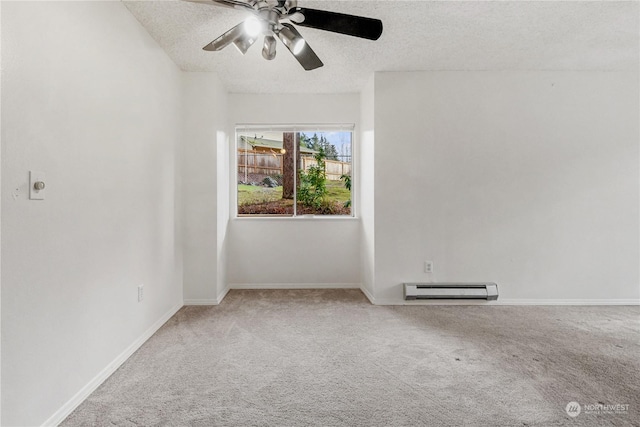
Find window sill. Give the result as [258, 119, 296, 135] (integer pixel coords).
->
[233, 215, 359, 221]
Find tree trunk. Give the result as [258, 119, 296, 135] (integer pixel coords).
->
[282, 132, 295, 199]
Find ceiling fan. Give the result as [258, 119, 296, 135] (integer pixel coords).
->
[185, 0, 383, 70]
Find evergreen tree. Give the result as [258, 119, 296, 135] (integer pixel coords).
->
[299, 133, 312, 149]
[320, 135, 339, 160]
[300, 132, 338, 160]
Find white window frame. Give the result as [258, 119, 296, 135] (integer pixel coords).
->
[233, 124, 356, 219]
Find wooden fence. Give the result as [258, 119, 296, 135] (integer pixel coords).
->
[238, 150, 351, 181]
[300, 157, 351, 181]
[237, 150, 282, 176]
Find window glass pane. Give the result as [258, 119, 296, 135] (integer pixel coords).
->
[237, 131, 293, 216]
[297, 131, 352, 216]
[236, 128, 352, 217]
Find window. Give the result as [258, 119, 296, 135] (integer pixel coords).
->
[236, 126, 353, 217]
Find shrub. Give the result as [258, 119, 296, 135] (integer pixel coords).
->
[298, 148, 327, 209]
[340, 173, 352, 208]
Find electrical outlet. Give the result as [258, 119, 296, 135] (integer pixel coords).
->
[424, 261, 434, 274]
[138, 284, 144, 302]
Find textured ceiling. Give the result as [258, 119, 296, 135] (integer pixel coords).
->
[123, 0, 639, 93]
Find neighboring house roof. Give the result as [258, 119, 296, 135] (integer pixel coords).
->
[240, 136, 317, 154]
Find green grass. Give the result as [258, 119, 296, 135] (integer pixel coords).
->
[238, 184, 282, 205]
[325, 181, 350, 204]
[238, 180, 350, 206]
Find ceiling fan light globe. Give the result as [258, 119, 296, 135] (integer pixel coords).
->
[278, 26, 305, 56]
[292, 38, 305, 55]
[243, 17, 262, 37]
[232, 32, 257, 55]
[262, 35, 277, 60]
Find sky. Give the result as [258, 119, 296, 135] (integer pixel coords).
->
[317, 132, 352, 158]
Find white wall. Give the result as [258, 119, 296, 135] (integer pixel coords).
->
[227, 94, 361, 286]
[182, 73, 229, 303]
[373, 71, 639, 304]
[1, 2, 183, 425]
[359, 76, 375, 300]
[217, 126, 230, 299]
[0, 1, 3, 424]
[0, 1, 3, 421]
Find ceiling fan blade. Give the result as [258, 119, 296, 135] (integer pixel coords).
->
[291, 7, 383, 41]
[278, 23, 323, 71]
[203, 22, 257, 54]
[211, 0, 255, 10]
[203, 23, 242, 51]
[183, 0, 255, 12]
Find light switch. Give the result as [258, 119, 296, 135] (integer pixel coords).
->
[29, 171, 46, 200]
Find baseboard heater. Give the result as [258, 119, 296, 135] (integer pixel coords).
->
[404, 283, 499, 300]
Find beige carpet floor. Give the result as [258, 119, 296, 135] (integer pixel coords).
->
[62, 289, 639, 426]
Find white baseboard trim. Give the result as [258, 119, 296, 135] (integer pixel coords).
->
[42, 302, 183, 427]
[183, 285, 231, 306]
[496, 299, 640, 306]
[359, 285, 375, 304]
[229, 283, 360, 290]
[183, 299, 219, 305]
[217, 285, 231, 303]
[371, 298, 640, 306]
